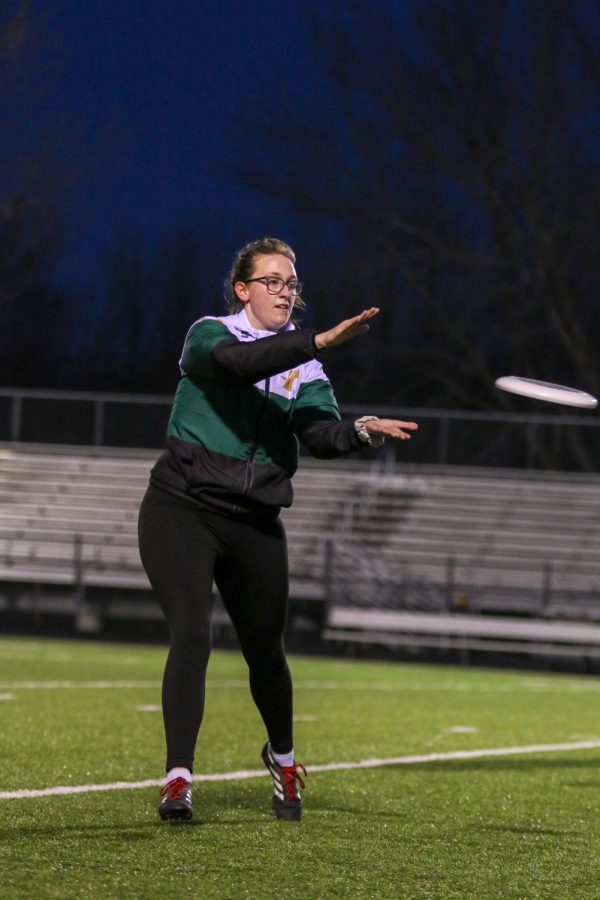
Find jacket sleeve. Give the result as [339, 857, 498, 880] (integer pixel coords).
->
[291, 377, 364, 459]
[180, 319, 322, 385]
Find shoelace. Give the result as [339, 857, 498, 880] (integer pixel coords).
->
[280, 763, 307, 802]
[160, 776, 190, 800]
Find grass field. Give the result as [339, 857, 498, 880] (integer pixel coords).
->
[2, 636, 600, 899]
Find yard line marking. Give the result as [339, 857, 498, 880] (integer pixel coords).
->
[2, 740, 600, 801]
[0, 681, 162, 690]
[2, 678, 600, 694]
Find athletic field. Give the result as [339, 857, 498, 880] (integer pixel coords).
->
[2, 637, 600, 898]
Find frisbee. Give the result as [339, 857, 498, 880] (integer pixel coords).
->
[495, 376, 598, 409]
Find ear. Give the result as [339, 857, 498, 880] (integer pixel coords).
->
[234, 281, 249, 303]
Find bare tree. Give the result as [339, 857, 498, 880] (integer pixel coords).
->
[233, 0, 600, 418]
[91, 224, 234, 391]
[0, 1, 69, 386]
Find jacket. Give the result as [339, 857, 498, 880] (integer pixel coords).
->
[149, 308, 365, 517]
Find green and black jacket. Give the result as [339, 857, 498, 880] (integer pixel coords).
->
[150, 309, 365, 517]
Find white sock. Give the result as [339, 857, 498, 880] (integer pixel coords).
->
[271, 747, 294, 768]
[165, 766, 192, 784]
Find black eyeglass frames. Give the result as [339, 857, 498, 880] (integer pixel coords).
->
[245, 276, 303, 296]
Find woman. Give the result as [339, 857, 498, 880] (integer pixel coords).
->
[138, 237, 418, 823]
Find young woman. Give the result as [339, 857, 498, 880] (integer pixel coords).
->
[138, 237, 418, 822]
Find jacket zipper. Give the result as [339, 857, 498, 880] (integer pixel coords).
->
[238, 378, 271, 507]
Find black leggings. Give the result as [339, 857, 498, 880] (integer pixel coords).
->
[138, 484, 293, 772]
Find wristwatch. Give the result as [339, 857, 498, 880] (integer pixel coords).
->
[354, 415, 385, 447]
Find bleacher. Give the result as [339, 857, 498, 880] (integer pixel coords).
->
[0, 445, 370, 633]
[2, 444, 600, 658]
[322, 465, 600, 658]
[329, 466, 600, 616]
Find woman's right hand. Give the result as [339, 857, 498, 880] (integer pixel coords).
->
[314, 307, 380, 350]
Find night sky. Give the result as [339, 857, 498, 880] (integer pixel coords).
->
[6, 1, 599, 424]
[28, 0, 316, 290]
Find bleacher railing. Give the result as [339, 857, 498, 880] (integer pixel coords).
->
[1, 387, 599, 471]
[323, 537, 600, 620]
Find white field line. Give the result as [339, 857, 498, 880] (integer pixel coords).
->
[2, 740, 600, 801]
[0, 681, 162, 690]
[2, 678, 600, 694]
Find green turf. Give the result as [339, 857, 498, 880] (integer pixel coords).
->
[2, 637, 600, 898]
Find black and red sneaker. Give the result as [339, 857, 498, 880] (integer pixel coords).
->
[261, 743, 307, 821]
[158, 777, 193, 821]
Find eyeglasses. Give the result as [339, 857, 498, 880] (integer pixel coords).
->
[245, 276, 303, 296]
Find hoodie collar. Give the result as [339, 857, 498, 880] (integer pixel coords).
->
[233, 307, 295, 338]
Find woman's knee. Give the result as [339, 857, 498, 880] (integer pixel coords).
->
[170, 619, 212, 658]
[244, 639, 287, 675]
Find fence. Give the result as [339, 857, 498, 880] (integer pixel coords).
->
[1, 387, 599, 470]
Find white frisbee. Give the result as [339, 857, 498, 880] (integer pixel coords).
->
[495, 376, 598, 409]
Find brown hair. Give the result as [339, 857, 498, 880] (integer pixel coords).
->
[224, 237, 306, 316]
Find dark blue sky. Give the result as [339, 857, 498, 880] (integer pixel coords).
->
[6, 1, 600, 409]
[27, 0, 318, 289]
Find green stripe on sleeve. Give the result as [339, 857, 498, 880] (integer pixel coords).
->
[181, 319, 236, 380]
[292, 378, 341, 430]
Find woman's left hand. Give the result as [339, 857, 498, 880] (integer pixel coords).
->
[366, 419, 418, 441]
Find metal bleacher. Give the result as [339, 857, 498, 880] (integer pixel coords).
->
[2, 444, 600, 659]
[328, 466, 600, 614]
[0, 447, 151, 632]
[322, 464, 600, 658]
[0, 445, 368, 633]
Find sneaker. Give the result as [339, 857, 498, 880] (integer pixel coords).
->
[158, 777, 193, 821]
[261, 742, 307, 821]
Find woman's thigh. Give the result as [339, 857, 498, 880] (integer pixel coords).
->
[138, 486, 222, 629]
[215, 516, 289, 646]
